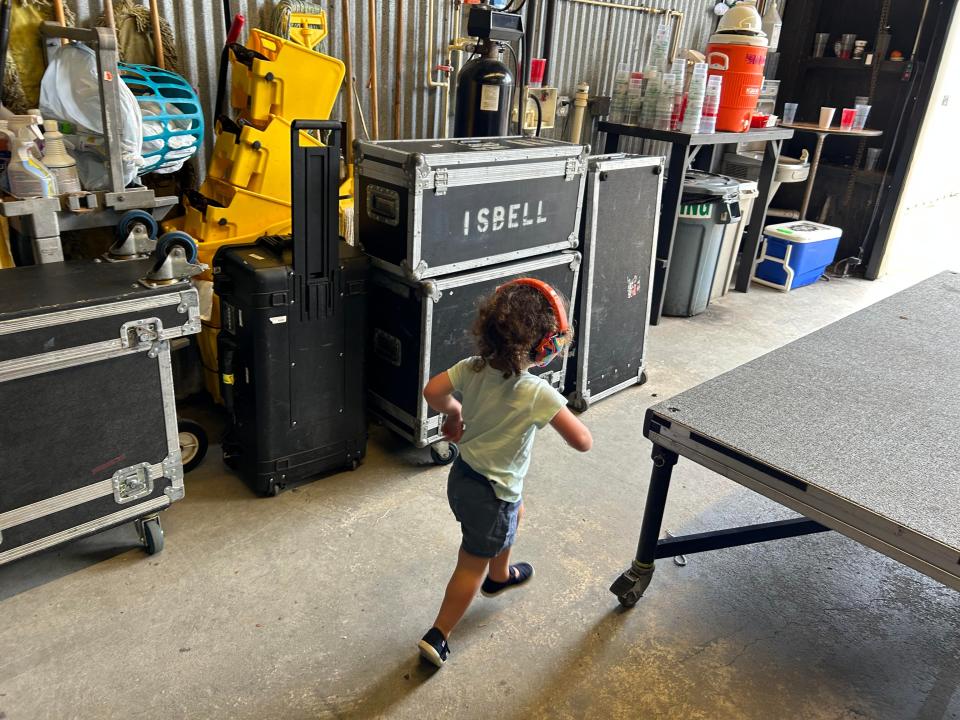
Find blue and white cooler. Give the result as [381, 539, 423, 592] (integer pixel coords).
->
[752, 221, 842, 292]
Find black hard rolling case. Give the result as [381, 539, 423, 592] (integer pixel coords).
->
[213, 121, 367, 496]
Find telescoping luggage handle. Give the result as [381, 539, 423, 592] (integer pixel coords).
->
[290, 120, 342, 291]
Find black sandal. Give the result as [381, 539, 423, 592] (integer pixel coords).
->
[480, 562, 535, 597]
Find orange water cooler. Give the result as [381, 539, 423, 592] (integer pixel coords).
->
[707, 1, 769, 132]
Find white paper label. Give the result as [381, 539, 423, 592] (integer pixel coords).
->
[480, 85, 500, 112]
[269, 315, 288, 325]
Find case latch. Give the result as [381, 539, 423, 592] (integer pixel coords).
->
[120, 318, 167, 358]
[434, 168, 449, 196]
[112, 462, 155, 504]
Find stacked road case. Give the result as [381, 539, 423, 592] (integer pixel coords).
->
[356, 137, 587, 453]
[0, 260, 200, 564]
[566, 154, 663, 411]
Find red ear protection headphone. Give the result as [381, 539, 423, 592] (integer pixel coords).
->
[497, 278, 570, 368]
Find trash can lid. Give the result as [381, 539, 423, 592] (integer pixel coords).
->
[682, 170, 742, 202]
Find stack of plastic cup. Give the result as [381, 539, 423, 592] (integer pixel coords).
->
[627, 73, 645, 125]
[839, 33, 856, 59]
[680, 62, 708, 133]
[648, 24, 671, 73]
[782, 102, 798, 125]
[840, 108, 856, 131]
[670, 60, 686, 130]
[655, 73, 676, 131]
[639, 69, 660, 127]
[610, 63, 631, 123]
[853, 103, 871, 130]
[813, 32, 830, 58]
[699, 75, 722, 133]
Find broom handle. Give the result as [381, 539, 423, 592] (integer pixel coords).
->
[341, 0, 355, 165]
[149, 0, 165, 69]
[103, 0, 115, 30]
[52, 0, 66, 45]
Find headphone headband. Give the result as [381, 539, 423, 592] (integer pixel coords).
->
[496, 278, 570, 368]
[498, 277, 569, 335]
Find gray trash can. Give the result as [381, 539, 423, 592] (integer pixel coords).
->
[662, 171, 741, 317]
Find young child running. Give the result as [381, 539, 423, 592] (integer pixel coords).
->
[418, 278, 593, 667]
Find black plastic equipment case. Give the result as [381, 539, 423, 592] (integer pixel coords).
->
[368, 251, 580, 447]
[214, 121, 367, 496]
[566, 154, 662, 411]
[0, 259, 200, 565]
[354, 136, 588, 280]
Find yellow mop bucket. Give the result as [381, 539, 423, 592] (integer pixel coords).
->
[230, 29, 344, 128]
[207, 115, 323, 198]
[165, 183, 293, 280]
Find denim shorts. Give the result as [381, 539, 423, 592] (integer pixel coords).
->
[447, 458, 521, 559]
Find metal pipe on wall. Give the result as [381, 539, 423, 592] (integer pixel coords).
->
[367, 0, 379, 139]
[568, 0, 685, 61]
[425, 0, 452, 137]
[542, 0, 556, 85]
[440, 1, 463, 138]
[394, 0, 403, 138]
[520, 0, 539, 134]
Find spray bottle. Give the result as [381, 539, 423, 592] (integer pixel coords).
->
[5, 114, 58, 199]
[42, 120, 81, 194]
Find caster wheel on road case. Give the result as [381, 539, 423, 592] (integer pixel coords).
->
[155, 231, 199, 265]
[178, 419, 209, 473]
[116, 209, 159, 244]
[430, 442, 459, 466]
[569, 396, 588, 413]
[141, 517, 164, 555]
[639, 370, 648, 386]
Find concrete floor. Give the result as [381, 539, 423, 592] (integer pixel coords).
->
[2, 243, 960, 719]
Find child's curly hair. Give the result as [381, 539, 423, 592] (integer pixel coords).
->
[471, 281, 571, 377]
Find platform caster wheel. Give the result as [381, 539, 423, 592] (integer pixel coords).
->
[270, 483, 283, 497]
[140, 517, 164, 555]
[348, 458, 360, 471]
[117, 209, 159, 244]
[155, 231, 199, 265]
[430, 442, 459, 466]
[177, 419, 208, 473]
[609, 563, 655, 608]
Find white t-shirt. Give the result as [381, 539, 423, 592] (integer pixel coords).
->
[446, 357, 567, 503]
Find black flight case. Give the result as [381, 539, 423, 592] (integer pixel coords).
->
[214, 121, 367, 496]
[354, 136, 588, 279]
[368, 251, 580, 449]
[566, 154, 662, 411]
[0, 259, 200, 564]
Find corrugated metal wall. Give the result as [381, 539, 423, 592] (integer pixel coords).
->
[65, 0, 718, 158]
